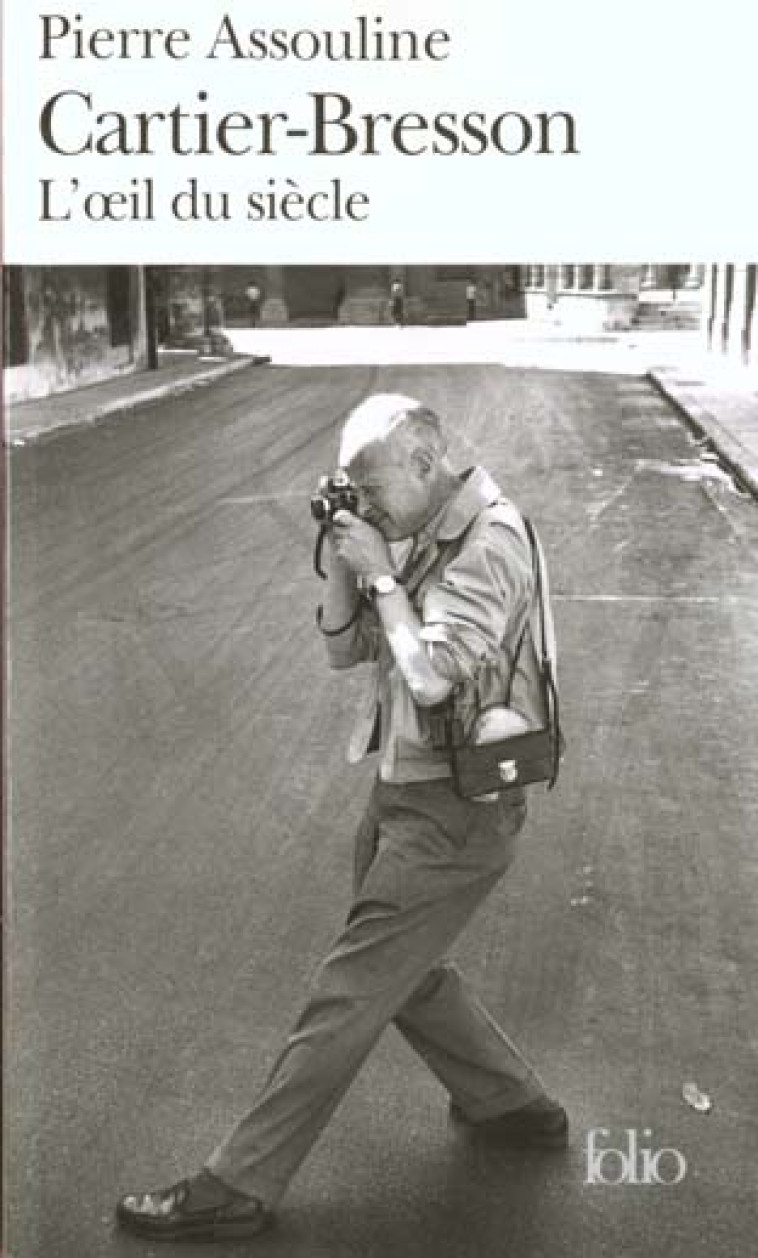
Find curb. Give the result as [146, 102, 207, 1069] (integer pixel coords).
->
[6, 354, 270, 447]
[647, 369, 758, 499]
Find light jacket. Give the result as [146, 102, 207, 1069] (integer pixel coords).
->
[326, 466, 554, 784]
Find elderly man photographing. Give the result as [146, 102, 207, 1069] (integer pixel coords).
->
[117, 394, 567, 1242]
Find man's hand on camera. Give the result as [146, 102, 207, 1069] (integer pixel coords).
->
[330, 510, 392, 582]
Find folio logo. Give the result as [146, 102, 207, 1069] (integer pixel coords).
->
[585, 1128, 687, 1186]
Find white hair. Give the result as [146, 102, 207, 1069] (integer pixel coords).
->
[338, 393, 425, 467]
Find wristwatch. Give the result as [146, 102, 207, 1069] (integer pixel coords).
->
[369, 574, 398, 598]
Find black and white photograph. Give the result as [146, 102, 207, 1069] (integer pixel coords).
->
[4, 0, 758, 1255]
[3, 262, 757, 1256]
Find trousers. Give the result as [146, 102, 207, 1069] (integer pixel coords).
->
[206, 776, 548, 1206]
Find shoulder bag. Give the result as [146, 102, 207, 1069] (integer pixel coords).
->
[442, 517, 564, 799]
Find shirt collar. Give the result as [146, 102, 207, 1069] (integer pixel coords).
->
[420, 466, 503, 546]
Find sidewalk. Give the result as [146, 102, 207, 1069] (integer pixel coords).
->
[3, 350, 267, 447]
[648, 359, 758, 497]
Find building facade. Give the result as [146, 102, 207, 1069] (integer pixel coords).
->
[158, 264, 715, 341]
[3, 266, 148, 402]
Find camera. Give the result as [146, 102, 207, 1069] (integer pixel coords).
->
[310, 470, 359, 523]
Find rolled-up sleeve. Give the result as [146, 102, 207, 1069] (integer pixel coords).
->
[420, 520, 533, 682]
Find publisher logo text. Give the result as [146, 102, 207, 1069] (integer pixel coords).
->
[585, 1128, 687, 1186]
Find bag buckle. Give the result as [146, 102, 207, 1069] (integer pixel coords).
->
[497, 759, 518, 784]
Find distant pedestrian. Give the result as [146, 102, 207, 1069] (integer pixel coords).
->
[390, 278, 405, 327]
[246, 281, 261, 327]
[466, 280, 477, 322]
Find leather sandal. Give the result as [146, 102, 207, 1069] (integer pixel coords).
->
[115, 1170, 273, 1241]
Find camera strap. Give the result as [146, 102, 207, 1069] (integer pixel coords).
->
[431, 511, 562, 789]
[523, 516, 562, 787]
[315, 599, 366, 637]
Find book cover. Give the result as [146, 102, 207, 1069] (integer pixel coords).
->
[3, 3, 757, 1256]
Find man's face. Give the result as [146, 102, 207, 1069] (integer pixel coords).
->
[346, 439, 435, 541]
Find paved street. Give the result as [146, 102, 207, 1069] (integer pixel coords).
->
[7, 360, 758, 1258]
